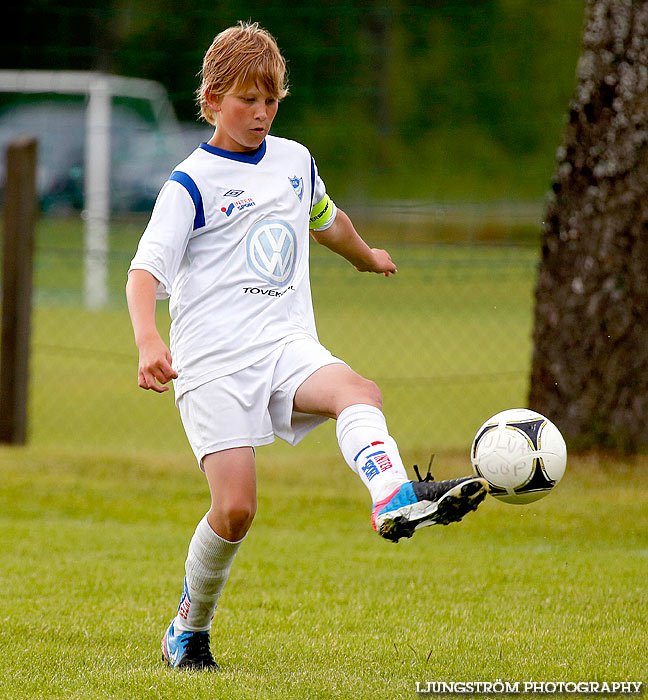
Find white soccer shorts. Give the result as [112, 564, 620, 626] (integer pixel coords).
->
[176, 337, 346, 467]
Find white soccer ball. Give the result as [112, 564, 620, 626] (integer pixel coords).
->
[471, 408, 567, 504]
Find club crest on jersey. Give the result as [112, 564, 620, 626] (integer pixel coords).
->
[246, 219, 297, 287]
[289, 175, 304, 202]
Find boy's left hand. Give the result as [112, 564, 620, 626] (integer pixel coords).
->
[356, 248, 397, 277]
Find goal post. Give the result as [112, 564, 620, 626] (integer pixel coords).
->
[84, 75, 111, 309]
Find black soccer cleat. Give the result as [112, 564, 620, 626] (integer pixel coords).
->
[162, 620, 220, 671]
[371, 475, 489, 543]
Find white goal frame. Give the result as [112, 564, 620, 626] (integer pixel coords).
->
[0, 70, 178, 309]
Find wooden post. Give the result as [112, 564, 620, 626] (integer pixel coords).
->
[0, 137, 37, 444]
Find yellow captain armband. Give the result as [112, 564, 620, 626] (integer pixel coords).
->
[309, 194, 335, 230]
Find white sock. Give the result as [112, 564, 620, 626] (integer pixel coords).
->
[336, 404, 409, 503]
[173, 514, 244, 633]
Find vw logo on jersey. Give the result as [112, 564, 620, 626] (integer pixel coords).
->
[246, 219, 297, 287]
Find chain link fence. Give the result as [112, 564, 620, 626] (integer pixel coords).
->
[26, 211, 539, 457]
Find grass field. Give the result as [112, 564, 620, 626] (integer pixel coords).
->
[0, 444, 645, 699]
[2, 216, 644, 698]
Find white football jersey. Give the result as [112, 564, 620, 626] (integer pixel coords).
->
[129, 135, 338, 398]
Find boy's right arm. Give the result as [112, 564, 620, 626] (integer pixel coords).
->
[126, 269, 178, 393]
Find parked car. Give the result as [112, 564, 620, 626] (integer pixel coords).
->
[0, 95, 189, 213]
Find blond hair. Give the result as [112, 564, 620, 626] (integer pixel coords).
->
[198, 21, 288, 125]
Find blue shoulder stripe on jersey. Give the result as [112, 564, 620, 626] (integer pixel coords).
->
[199, 140, 266, 164]
[169, 171, 205, 230]
[310, 156, 316, 208]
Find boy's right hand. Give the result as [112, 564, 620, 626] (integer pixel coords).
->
[137, 335, 178, 393]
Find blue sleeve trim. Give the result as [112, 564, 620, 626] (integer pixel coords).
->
[169, 171, 205, 230]
[310, 156, 316, 208]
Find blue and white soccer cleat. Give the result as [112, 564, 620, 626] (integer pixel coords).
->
[371, 476, 489, 543]
[161, 620, 219, 671]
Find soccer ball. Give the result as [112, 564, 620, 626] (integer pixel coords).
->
[471, 408, 567, 504]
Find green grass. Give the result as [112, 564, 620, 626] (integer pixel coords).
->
[0, 444, 646, 699]
[10, 216, 642, 697]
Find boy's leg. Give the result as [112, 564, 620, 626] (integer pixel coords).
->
[293, 364, 488, 542]
[177, 447, 255, 631]
[163, 447, 255, 670]
[294, 363, 409, 501]
[204, 446, 257, 542]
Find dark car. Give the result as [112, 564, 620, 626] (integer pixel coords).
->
[0, 97, 188, 213]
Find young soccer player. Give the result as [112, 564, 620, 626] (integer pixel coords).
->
[126, 21, 488, 671]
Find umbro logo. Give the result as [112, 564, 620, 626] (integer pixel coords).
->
[224, 189, 244, 197]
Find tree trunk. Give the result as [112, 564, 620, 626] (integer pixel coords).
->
[529, 0, 648, 451]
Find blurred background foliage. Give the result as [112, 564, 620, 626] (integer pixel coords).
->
[6, 0, 585, 201]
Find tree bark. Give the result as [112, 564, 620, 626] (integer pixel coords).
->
[530, 0, 648, 451]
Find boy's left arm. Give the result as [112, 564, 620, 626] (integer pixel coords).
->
[310, 208, 397, 276]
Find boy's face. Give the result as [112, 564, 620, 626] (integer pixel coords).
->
[207, 84, 279, 152]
